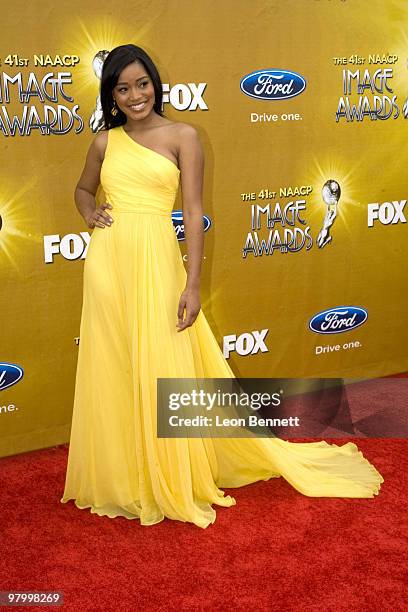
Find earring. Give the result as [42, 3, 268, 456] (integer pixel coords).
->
[111, 100, 118, 116]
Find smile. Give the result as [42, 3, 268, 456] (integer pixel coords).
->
[129, 102, 147, 111]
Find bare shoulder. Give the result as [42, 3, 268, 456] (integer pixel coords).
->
[174, 121, 199, 140]
[171, 122, 202, 155]
[91, 129, 109, 162]
[162, 119, 198, 137]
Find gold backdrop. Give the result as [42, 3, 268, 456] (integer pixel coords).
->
[1, 0, 407, 457]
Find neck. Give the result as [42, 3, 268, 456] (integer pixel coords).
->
[124, 110, 161, 131]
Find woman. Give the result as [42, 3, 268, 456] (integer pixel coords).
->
[61, 44, 383, 529]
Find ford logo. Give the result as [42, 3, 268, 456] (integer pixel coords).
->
[0, 362, 24, 391]
[240, 69, 306, 101]
[309, 307, 368, 334]
[172, 210, 212, 242]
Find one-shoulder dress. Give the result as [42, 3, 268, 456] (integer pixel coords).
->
[60, 125, 384, 528]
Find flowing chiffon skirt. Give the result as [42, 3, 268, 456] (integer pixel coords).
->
[60, 125, 383, 528]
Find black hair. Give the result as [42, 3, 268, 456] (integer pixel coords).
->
[100, 44, 164, 129]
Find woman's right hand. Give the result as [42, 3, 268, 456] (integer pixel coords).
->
[85, 203, 114, 229]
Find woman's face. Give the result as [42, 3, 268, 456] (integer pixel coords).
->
[113, 61, 156, 120]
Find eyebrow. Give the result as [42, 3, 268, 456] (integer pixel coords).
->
[116, 75, 149, 85]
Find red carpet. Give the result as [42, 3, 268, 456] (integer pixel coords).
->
[0, 439, 406, 611]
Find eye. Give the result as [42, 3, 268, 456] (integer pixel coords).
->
[118, 87, 127, 92]
[140, 81, 148, 88]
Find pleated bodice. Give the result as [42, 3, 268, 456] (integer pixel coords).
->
[100, 125, 180, 215]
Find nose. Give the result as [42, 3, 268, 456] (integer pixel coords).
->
[130, 95, 147, 104]
[129, 87, 147, 102]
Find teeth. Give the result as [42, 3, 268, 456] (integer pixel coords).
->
[130, 102, 146, 110]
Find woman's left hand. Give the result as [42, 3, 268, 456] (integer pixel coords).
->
[176, 287, 201, 331]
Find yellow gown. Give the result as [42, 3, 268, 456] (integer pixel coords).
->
[60, 125, 384, 528]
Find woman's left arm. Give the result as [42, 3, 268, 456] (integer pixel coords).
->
[176, 124, 205, 332]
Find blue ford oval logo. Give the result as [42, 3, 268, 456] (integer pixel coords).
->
[309, 306, 368, 334]
[172, 210, 212, 241]
[240, 69, 306, 101]
[0, 362, 24, 391]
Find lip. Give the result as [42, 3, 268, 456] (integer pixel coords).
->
[129, 101, 148, 111]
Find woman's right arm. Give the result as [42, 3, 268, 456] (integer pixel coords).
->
[74, 130, 113, 229]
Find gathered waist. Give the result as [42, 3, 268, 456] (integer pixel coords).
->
[104, 192, 174, 217]
[112, 209, 171, 217]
